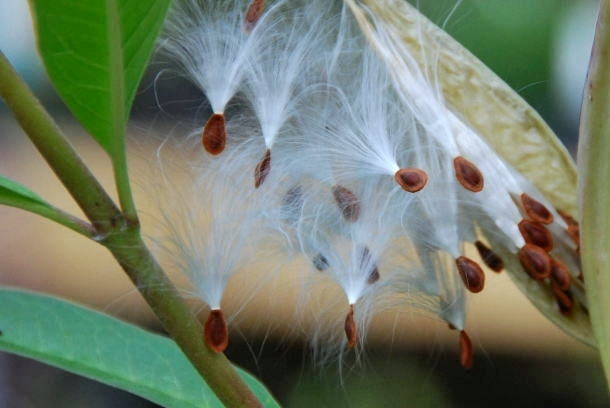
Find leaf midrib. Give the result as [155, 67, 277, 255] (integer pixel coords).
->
[105, 0, 126, 155]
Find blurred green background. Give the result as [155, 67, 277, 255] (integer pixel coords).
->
[0, 0, 606, 407]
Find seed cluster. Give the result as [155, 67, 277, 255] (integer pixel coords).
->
[156, 0, 585, 368]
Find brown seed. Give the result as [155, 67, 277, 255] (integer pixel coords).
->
[518, 244, 551, 280]
[202, 113, 226, 155]
[281, 185, 304, 224]
[453, 156, 484, 192]
[358, 246, 380, 284]
[459, 330, 473, 370]
[344, 305, 357, 348]
[567, 224, 581, 248]
[283, 185, 303, 209]
[244, 0, 265, 33]
[394, 168, 428, 193]
[557, 209, 581, 248]
[204, 309, 228, 353]
[551, 281, 574, 316]
[254, 149, 271, 188]
[550, 258, 571, 291]
[332, 185, 360, 222]
[557, 209, 578, 227]
[455, 256, 485, 293]
[474, 241, 504, 272]
[367, 267, 380, 284]
[312, 253, 329, 271]
[521, 193, 553, 225]
[518, 220, 553, 252]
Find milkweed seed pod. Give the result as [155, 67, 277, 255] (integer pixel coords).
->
[154, 0, 592, 366]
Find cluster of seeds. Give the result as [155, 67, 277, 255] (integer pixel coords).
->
[154, 0, 585, 368]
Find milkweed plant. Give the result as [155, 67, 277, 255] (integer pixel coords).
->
[0, 0, 610, 407]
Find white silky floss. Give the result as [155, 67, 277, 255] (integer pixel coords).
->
[149, 0, 583, 366]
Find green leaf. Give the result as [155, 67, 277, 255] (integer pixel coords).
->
[27, 0, 170, 156]
[578, 0, 610, 389]
[0, 175, 49, 208]
[0, 288, 279, 408]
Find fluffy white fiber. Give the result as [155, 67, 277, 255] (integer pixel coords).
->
[149, 0, 583, 365]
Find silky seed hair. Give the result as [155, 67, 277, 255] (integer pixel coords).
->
[160, 0, 257, 114]
[151, 0, 585, 365]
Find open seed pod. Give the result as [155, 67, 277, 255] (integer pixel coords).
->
[345, 0, 593, 346]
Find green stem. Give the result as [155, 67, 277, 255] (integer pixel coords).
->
[578, 0, 610, 391]
[105, 0, 138, 226]
[0, 51, 122, 234]
[0, 198, 95, 238]
[102, 231, 262, 408]
[0, 51, 262, 407]
[113, 148, 139, 226]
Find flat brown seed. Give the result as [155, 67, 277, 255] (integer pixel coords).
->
[459, 330, 473, 370]
[358, 246, 380, 284]
[557, 209, 578, 227]
[367, 267, 380, 284]
[254, 149, 271, 188]
[474, 241, 504, 272]
[312, 253, 329, 271]
[518, 244, 551, 280]
[202, 113, 226, 155]
[283, 185, 303, 209]
[453, 156, 484, 192]
[204, 309, 228, 353]
[558, 211, 580, 245]
[244, 0, 265, 32]
[332, 185, 360, 222]
[557, 209, 581, 248]
[455, 256, 485, 293]
[551, 281, 574, 316]
[550, 258, 571, 291]
[394, 168, 428, 192]
[344, 305, 357, 348]
[567, 224, 581, 249]
[521, 193, 553, 224]
[518, 220, 554, 252]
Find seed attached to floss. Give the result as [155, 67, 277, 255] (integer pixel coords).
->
[455, 256, 485, 293]
[202, 113, 227, 155]
[459, 330, 473, 370]
[358, 246, 380, 284]
[344, 304, 357, 348]
[394, 168, 428, 193]
[367, 267, 380, 284]
[332, 185, 360, 222]
[244, 0, 265, 33]
[204, 309, 229, 353]
[550, 258, 571, 291]
[520, 193, 553, 225]
[518, 244, 551, 280]
[518, 220, 553, 252]
[283, 185, 303, 209]
[557, 209, 580, 248]
[312, 253, 329, 271]
[453, 156, 484, 192]
[254, 149, 272, 188]
[551, 281, 574, 316]
[474, 241, 504, 272]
